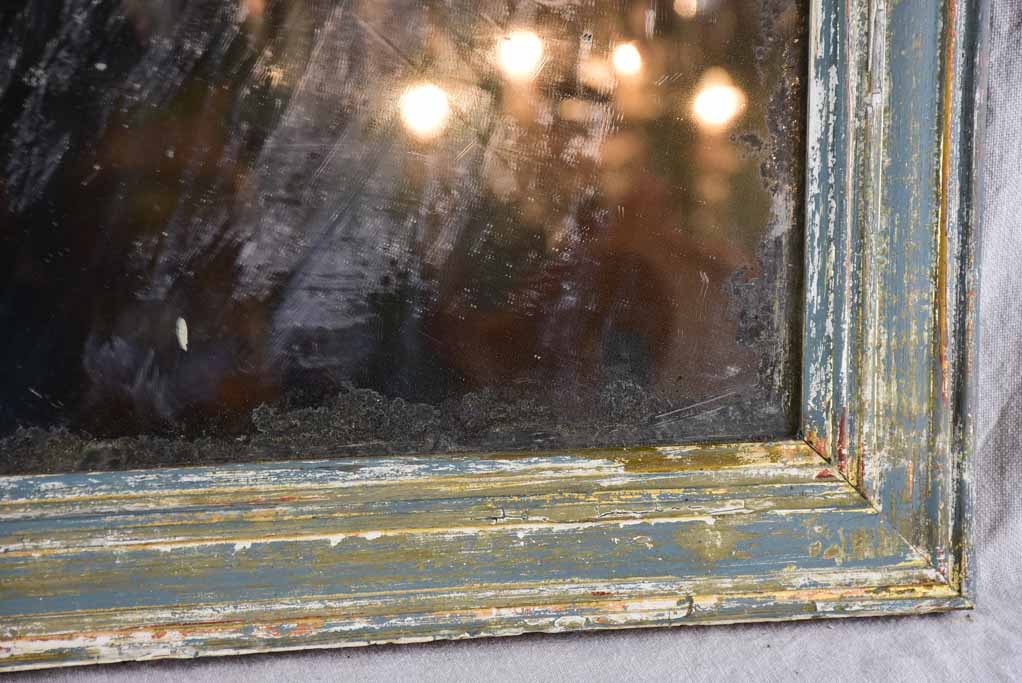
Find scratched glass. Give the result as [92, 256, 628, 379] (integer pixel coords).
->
[0, 0, 806, 473]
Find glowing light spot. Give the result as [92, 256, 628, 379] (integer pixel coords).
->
[497, 30, 544, 82]
[693, 85, 744, 128]
[399, 83, 451, 140]
[612, 43, 643, 77]
[692, 69, 746, 131]
[674, 0, 699, 18]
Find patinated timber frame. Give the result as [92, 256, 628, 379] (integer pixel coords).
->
[0, 0, 986, 671]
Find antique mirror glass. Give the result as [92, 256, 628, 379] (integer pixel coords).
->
[0, 0, 806, 473]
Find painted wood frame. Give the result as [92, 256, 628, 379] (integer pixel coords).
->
[0, 0, 987, 671]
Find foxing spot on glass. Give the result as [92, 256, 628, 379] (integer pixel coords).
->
[0, 1, 806, 473]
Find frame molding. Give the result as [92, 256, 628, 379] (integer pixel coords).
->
[802, 0, 984, 594]
[0, 0, 986, 670]
[0, 442, 965, 669]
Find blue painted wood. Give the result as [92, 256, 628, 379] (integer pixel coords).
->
[0, 0, 986, 670]
[802, 0, 853, 456]
[800, 0, 983, 593]
[1, 441, 957, 671]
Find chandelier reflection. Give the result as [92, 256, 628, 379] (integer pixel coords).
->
[497, 30, 544, 82]
[674, 0, 699, 18]
[399, 83, 451, 139]
[612, 43, 643, 77]
[692, 69, 746, 131]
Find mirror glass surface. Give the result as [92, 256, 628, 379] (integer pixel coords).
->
[0, 0, 806, 473]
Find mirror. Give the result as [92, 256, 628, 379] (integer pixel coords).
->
[0, 0, 806, 473]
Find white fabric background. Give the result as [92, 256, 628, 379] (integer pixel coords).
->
[19, 3, 1021, 680]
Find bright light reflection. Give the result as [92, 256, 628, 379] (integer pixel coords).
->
[399, 83, 451, 139]
[674, 0, 699, 18]
[612, 43, 642, 77]
[497, 30, 544, 82]
[692, 70, 745, 131]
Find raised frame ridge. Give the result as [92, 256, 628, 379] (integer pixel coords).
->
[1, 440, 963, 672]
[801, 0, 985, 594]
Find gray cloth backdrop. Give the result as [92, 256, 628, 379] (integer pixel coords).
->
[22, 2, 1022, 680]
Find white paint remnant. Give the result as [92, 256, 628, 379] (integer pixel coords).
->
[175, 317, 188, 351]
[553, 615, 587, 629]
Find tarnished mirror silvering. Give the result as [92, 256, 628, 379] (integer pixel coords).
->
[0, 0, 806, 472]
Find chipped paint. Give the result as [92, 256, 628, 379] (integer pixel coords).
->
[0, 0, 984, 671]
[800, 0, 982, 605]
[0, 439, 963, 671]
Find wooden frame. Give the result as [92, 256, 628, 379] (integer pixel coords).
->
[0, 0, 986, 670]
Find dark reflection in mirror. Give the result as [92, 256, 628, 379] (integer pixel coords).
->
[0, 0, 806, 473]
